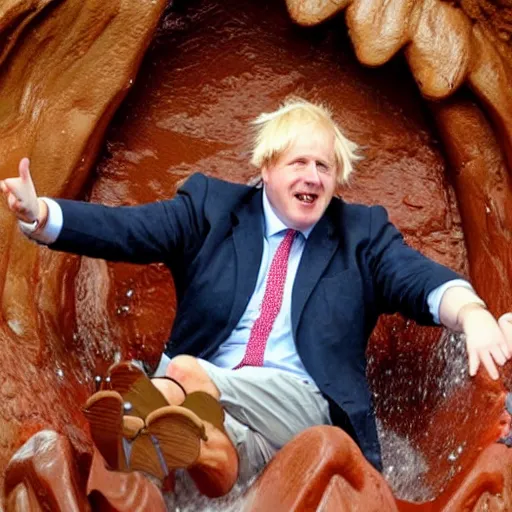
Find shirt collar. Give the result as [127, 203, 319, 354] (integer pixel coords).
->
[262, 187, 315, 239]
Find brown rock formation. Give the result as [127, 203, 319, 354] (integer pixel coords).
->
[432, 96, 512, 318]
[242, 426, 398, 511]
[4, 430, 90, 512]
[4, 432, 167, 512]
[0, 0, 57, 66]
[1, 0, 512, 509]
[0, 0, 167, 482]
[395, 442, 512, 511]
[87, 448, 167, 512]
[245, 427, 512, 511]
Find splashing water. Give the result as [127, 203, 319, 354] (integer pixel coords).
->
[377, 330, 474, 501]
[163, 471, 256, 511]
[153, 331, 474, 508]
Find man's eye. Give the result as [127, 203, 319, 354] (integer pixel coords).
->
[294, 160, 306, 166]
[317, 162, 330, 173]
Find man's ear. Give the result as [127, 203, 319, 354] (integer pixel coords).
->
[261, 165, 269, 184]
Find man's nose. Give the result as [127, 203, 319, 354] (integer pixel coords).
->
[304, 161, 321, 185]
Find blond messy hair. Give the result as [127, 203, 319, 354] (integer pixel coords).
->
[250, 98, 361, 185]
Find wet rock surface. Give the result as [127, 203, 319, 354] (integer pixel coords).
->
[1, 0, 512, 509]
[0, 0, 168, 486]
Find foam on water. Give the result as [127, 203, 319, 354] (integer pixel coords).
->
[163, 471, 256, 511]
[378, 330, 472, 501]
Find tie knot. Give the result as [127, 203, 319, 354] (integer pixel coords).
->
[279, 229, 296, 253]
[284, 228, 296, 242]
[273, 229, 296, 262]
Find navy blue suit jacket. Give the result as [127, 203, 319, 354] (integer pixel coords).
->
[51, 173, 460, 469]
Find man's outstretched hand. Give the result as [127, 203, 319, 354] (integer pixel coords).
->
[440, 286, 512, 381]
[0, 158, 41, 223]
[460, 304, 512, 381]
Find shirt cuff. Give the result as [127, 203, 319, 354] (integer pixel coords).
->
[427, 279, 475, 324]
[18, 197, 63, 244]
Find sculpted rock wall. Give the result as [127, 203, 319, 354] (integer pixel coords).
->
[1, 0, 512, 509]
[0, 0, 167, 486]
[432, 96, 512, 317]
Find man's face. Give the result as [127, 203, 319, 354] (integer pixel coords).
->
[261, 127, 338, 231]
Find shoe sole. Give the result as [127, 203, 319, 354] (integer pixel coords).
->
[104, 362, 169, 419]
[105, 362, 226, 435]
[83, 390, 128, 471]
[141, 405, 207, 470]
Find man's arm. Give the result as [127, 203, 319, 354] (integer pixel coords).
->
[367, 204, 512, 381]
[1, 158, 170, 261]
[1, 157, 207, 265]
[438, 285, 512, 380]
[367, 204, 461, 324]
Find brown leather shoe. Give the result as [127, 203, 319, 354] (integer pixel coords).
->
[182, 391, 226, 435]
[83, 391, 129, 471]
[84, 390, 169, 479]
[83, 388, 214, 479]
[102, 362, 170, 419]
[138, 405, 208, 470]
[103, 361, 225, 434]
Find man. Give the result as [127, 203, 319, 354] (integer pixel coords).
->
[2, 99, 512, 497]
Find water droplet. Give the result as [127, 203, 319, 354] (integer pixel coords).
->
[56, 368, 64, 378]
[116, 305, 130, 315]
[7, 319, 23, 336]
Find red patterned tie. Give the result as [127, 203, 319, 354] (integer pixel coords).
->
[234, 229, 296, 369]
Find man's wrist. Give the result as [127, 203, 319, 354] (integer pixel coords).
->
[18, 198, 48, 236]
[457, 301, 488, 329]
[34, 198, 49, 232]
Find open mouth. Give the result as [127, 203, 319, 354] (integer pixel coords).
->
[295, 193, 317, 204]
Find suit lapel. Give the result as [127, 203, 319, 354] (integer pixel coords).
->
[292, 211, 339, 340]
[228, 190, 339, 343]
[228, 189, 264, 331]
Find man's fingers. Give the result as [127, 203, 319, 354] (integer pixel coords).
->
[499, 343, 511, 361]
[468, 348, 501, 380]
[18, 158, 30, 182]
[7, 193, 19, 211]
[490, 345, 507, 366]
[499, 338, 512, 359]
[0, 179, 15, 196]
[1, 179, 21, 201]
[500, 312, 512, 324]
[468, 349, 480, 377]
[479, 351, 499, 380]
